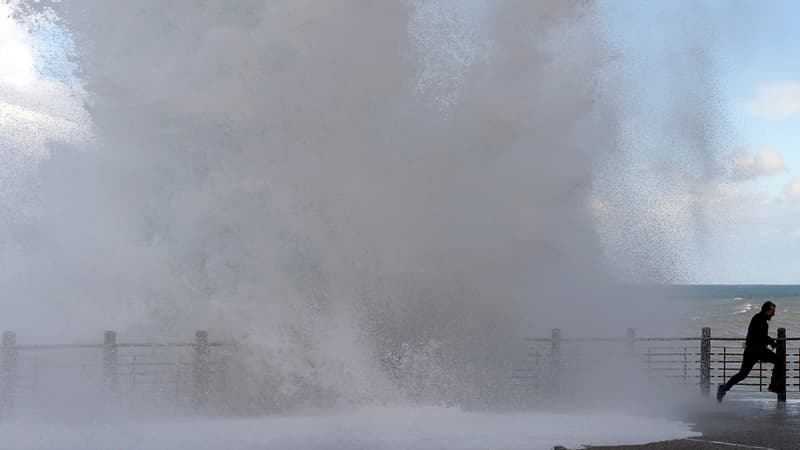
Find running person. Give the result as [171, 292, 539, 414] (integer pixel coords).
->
[717, 301, 784, 402]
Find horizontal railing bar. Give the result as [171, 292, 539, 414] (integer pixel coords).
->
[648, 375, 699, 379]
[636, 338, 700, 341]
[526, 337, 701, 342]
[642, 357, 701, 361]
[118, 342, 232, 348]
[118, 361, 225, 367]
[15, 344, 103, 350]
[640, 348, 700, 351]
[527, 337, 800, 343]
[643, 363, 701, 367]
[11, 342, 232, 350]
[643, 357, 700, 360]
[640, 349, 700, 353]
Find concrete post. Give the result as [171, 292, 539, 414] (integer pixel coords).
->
[1, 331, 17, 415]
[777, 328, 786, 402]
[626, 328, 636, 353]
[551, 328, 561, 372]
[103, 331, 118, 391]
[700, 327, 711, 395]
[193, 330, 210, 409]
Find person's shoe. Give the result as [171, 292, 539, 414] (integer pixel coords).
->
[768, 384, 782, 394]
[716, 384, 726, 402]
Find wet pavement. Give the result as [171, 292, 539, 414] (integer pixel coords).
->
[590, 395, 800, 450]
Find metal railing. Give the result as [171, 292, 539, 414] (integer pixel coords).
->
[0, 330, 234, 417]
[519, 327, 798, 402]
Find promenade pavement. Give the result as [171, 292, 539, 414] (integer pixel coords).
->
[589, 394, 800, 450]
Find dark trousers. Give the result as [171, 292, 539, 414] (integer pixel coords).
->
[723, 346, 785, 391]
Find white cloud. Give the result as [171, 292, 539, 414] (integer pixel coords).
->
[785, 178, 800, 201]
[730, 148, 787, 179]
[653, 180, 778, 227]
[759, 228, 780, 240]
[746, 81, 800, 120]
[790, 229, 800, 242]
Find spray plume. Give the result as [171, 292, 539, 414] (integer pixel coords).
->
[0, 0, 728, 410]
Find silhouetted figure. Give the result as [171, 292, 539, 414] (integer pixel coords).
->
[717, 301, 784, 402]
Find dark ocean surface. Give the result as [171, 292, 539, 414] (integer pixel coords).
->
[669, 285, 800, 337]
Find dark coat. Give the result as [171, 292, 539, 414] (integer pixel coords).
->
[745, 311, 776, 350]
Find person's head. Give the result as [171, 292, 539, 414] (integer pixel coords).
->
[762, 301, 776, 319]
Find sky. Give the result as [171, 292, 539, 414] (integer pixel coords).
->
[600, 0, 800, 284]
[0, 1, 798, 285]
[711, 2, 800, 284]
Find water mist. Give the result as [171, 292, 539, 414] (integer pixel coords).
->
[1, 0, 729, 420]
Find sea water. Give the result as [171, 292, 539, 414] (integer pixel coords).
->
[674, 285, 800, 338]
